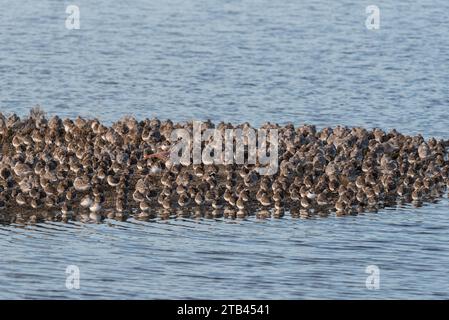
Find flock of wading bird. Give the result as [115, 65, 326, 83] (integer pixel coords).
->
[1, 108, 449, 224]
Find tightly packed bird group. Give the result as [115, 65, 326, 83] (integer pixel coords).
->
[0, 108, 448, 224]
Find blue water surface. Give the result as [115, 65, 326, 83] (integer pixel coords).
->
[1, 0, 449, 299]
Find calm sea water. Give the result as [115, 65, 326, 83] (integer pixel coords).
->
[1, 0, 449, 299]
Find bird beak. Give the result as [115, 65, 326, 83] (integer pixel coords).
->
[144, 151, 170, 161]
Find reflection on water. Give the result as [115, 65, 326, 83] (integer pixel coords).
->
[2, 200, 449, 299]
[1, 0, 449, 299]
[0, 196, 436, 226]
